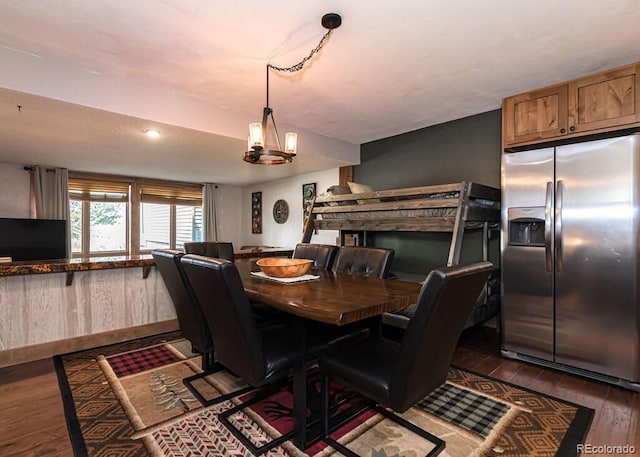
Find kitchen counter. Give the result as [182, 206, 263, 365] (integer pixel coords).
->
[0, 247, 295, 365]
[0, 255, 154, 277]
[0, 249, 294, 281]
[0, 248, 294, 278]
[0, 254, 174, 365]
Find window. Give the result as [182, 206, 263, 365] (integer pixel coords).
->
[69, 174, 203, 257]
[176, 204, 203, 249]
[138, 182, 203, 252]
[69, 199, 83, 253]
[140, 203, 171, 250]
[69, 178, 130, 257]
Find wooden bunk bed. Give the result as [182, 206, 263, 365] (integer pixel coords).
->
[301, 181, 501, 329]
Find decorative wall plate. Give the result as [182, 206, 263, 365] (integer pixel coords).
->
[273, 199, 289, 224]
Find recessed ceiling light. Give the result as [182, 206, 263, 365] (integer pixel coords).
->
[144, 129, 160, 138]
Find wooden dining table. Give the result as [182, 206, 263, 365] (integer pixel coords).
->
[234, 259, 423, 450]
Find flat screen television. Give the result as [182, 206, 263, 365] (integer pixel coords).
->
[0, 217, 67, 261]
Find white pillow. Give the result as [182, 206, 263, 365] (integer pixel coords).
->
[347, 182, 381, 204]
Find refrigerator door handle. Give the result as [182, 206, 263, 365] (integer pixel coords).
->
[545, 181, 553, 272]
[555, 180, 564, 272]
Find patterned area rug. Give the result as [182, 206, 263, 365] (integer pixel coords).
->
[54, 333, 593, 457]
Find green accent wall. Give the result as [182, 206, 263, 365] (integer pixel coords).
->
[355, 109, 502, 274]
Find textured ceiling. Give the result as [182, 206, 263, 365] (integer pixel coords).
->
[1, 0, 640, 184]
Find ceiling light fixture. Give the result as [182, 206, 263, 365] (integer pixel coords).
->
[144, 129, 161, 138]
[244, 12, 342, 165]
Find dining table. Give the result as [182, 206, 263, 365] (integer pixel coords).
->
[234, 259, 423, 450]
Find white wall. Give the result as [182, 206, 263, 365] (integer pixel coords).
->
[214, 184, 243, 250]
[0, 163, 30, 217]
[241, 168, 340, 249]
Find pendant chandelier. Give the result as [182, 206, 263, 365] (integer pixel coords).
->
[244, 12, 342, 165]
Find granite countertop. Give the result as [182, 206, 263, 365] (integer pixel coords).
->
[0, 248, 295, 277]
[0, 255, 155, 277]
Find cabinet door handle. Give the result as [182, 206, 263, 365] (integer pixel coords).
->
[560, 128, 566, 133]
[569, 126, 576, 131]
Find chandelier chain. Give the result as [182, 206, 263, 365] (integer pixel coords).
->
[267, 29, 334, 73]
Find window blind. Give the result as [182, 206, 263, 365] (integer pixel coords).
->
[138, 181, 203, 206]
[69, 178, 130, 202]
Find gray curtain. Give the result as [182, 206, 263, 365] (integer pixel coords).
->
[31, 166, 71, 257]
[203, 183, 219, 241]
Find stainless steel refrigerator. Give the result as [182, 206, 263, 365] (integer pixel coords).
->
[501, 133, 640, 391]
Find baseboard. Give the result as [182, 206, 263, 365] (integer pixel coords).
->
[0, 319, 180, 368]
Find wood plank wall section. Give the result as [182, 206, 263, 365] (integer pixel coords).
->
[0, 267, 176, 366]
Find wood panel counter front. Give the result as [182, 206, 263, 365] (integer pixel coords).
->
[0, 255, 175, 367]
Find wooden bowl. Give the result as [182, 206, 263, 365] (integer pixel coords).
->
[256, 257, 313, 278]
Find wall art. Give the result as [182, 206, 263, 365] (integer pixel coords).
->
[302, 182, 316, 231]
[251, 191, 262, 234]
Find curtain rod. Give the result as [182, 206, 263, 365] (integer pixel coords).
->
[24, 166, 57, 172]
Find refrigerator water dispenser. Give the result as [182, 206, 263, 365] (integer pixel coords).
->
[507, 207, 545, 246]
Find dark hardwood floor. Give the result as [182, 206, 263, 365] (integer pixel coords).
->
[451, 325, 639, 452]
[0, 325, 637, 456]
[0, 357, 73, 456]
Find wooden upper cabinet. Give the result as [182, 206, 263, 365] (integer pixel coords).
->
[503, 84, 568, 147]
[568, 63, 639, 133]
[503, 62, 640, 150]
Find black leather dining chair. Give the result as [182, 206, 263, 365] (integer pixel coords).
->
[313, 246, 395, 342]
[332, 246, 394, 278]
[292, 243, 339, 271]
[152, 249, 234, 407]
[179, 255, 331, 455]
[319, 261, 493, 457]
[151, 249, 214, 371]
[184, 241, 235, 262]
[185, 241, 285, 323]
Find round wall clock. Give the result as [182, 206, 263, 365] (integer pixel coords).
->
[272, 199, 289, 224]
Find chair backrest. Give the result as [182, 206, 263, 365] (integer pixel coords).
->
[293, 243, 339, 271]
[332, 246, 394, 278]
[183, 241, 235, 262]
[151, 249, 212, 354]
[389, 261, 493, 411]
[180, 254, 265, 384]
